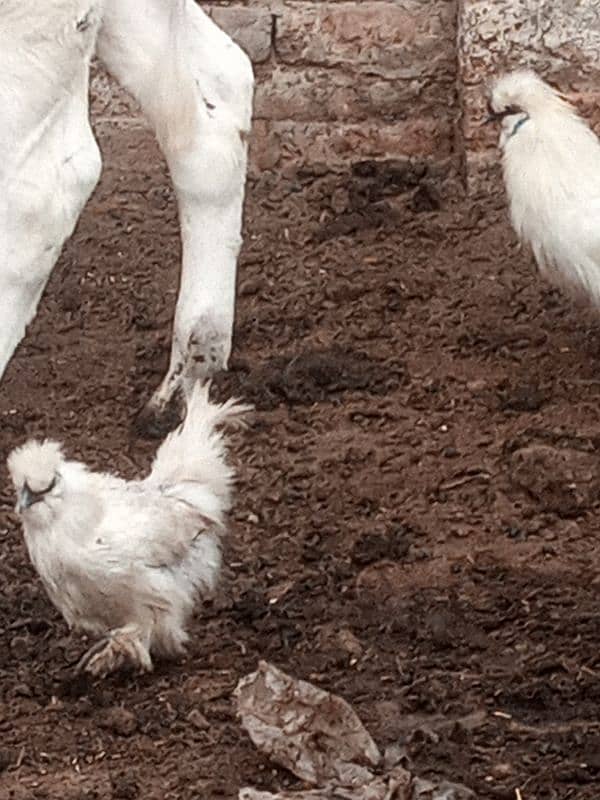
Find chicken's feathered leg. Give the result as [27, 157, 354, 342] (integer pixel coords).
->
[76, 622, 153, 677]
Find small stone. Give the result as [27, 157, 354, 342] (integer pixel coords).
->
[100, 707, 138, 737]
[490, 762, 514, 778]
[331, 187, 349, 214]
[466, 379, 486, 392]
[187, 709, 210, 731]
[336, 628, 363, 659]
[9, 635, 31, 660]
[239, 278, 262, 297]
[13, 682, 33, 698]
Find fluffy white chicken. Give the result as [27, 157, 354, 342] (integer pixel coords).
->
[489, 69, 600, 302]
[7, 383, 249, 677]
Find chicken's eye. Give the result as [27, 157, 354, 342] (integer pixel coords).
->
[44, 476, 57, 494]
[503, 104, 523, 117]
[27, 476, 57, 496]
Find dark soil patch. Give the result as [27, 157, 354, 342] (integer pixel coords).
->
[216, 347, 404, 411]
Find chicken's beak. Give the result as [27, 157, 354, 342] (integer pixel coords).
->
[17, 484, 43, 513]
[484, 100, 502, 125]
[17, 486, 34, 513]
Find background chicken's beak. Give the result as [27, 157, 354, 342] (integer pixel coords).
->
[17, 486, 35, 513]
[484, 113, 499, 125]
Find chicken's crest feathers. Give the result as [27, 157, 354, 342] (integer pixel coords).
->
[490, 69, 571, 116]
[7, 439, 64, 492]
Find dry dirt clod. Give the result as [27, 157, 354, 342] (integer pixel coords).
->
[509, 444, 600, 515]
[186, 709, 210, 730]
[98, 706, 138, 737]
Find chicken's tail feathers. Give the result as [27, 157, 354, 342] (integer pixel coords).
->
[146, 381, 251, 510]
[181, 381, 253, 439]
[188, 381, 253, 431]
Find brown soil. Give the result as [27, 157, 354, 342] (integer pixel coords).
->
[1, 124, 600, 800]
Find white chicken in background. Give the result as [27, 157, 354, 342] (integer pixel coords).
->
[489, 69, 600, 303]
[7, 384, 250, 677]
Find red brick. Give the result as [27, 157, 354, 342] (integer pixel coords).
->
[276, 2, 456, 79]
[208, 6, 272, 63]
[255, 66, 456, 123]
[248, 118, 453, 175]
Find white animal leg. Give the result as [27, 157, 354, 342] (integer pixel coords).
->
[77, 621, 153, 677]
[0, 1, 103, 381]
[97, 0, 253, 431]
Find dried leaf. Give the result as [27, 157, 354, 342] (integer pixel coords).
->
[235, 661, 381, 786]
[236, 662, 474, 800]
[239, 766, 412, 800]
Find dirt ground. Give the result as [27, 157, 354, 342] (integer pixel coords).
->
[1, 122, 600, 800]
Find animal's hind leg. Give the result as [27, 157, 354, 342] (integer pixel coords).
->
[97, 0, 253, 435]
[0, 1, 102, 383]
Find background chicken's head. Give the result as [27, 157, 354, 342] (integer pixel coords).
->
[487, 69, 569, 143]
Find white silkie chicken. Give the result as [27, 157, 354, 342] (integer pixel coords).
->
[7, 384, 249, 677]
[489, 69, 600, 302]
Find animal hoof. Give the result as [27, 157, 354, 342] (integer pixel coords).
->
[133, 395, 183, 440]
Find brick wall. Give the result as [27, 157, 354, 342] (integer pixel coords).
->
[90, 1, 600, 196]
[205, 1, 459, 179]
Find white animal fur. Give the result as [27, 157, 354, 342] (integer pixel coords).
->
[7, 383, 250, 676]
[0, 0, 254, 423]
[491, 69, 600, 302]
